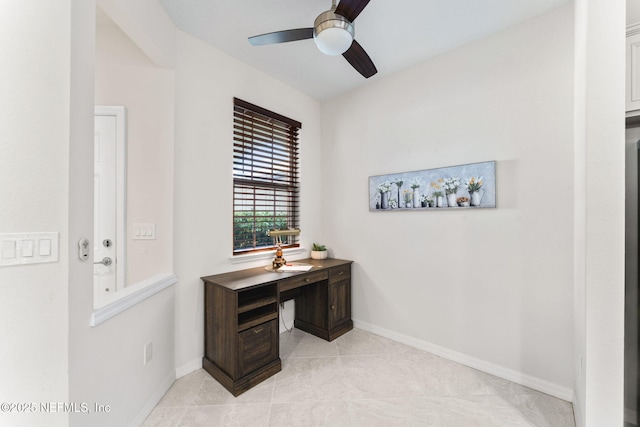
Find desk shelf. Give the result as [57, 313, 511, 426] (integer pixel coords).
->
[237, 282, 278, 331]
[238, 307, 278, 331]
[237, 284, 278, 314]
[237, 296, 277, 314]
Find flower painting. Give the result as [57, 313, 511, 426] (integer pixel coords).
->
[369, 161, 496, 211]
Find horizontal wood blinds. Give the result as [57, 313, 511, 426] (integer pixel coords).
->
[233, 98, 301, 254]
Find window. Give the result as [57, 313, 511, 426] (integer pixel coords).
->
[232, 98, 301, 255]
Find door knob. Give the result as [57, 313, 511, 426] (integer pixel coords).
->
[94, 257, 112, 266]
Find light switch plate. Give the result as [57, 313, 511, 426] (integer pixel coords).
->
[0, 232, 59, 267]
[133, 223, 156, 240]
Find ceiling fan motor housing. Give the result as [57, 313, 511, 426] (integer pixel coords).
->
[313, 10, 355, 56]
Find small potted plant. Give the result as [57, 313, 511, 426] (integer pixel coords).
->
[465, 176, 484, 206]
[443, 177, 461, 207]
[402, 189, 413, 208]
[430, 181, 445, 207]
[311, 243, 328, 260]
[377, 181, 392, 209]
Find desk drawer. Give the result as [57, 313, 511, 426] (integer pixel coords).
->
[279, 270, 328, 292]
[238, 319, 278, 378]
[329, 264, 351, 284]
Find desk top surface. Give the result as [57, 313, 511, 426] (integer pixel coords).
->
[201, 258, 353, 291]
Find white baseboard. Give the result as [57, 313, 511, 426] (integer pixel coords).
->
[352, 318, 574, 402]
[130, 370, 175, 427]
[175, 358, 204, 379]
[573, 392, 584, 427]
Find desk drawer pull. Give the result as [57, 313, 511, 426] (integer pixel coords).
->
[330, 305, 335, 310]
[305, 278, 311, 282]
[253, 327, 264, 334]
[338, 271, 344, 275]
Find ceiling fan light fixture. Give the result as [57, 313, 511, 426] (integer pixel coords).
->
[247, 0, 376, 78]
[313, 10, 354, 56]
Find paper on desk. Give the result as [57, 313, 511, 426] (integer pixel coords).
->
[277, 264, 313, 272]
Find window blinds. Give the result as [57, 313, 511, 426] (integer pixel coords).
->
[232, 98, 301, 253]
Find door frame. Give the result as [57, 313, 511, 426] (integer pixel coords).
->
[95, 106, 127, 297]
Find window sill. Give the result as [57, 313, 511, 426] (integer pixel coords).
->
[91, 273, 177, 327]
[229, 247, 305, 264]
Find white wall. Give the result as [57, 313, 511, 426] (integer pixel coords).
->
[95, 16, 175, 285]
[321, 5, 575, 398]
[98, 0, 176, 69]
[68, 3, 178, 427]
[0, 2, 73, 426]
[172, 31, 324, 374]
[573, 0, 626, 425]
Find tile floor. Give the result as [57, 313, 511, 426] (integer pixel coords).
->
[143, 328, 575, 426]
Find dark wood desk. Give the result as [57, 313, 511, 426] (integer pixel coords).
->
[201, 258, 353, 396]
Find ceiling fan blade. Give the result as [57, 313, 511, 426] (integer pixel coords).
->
[342, 40, 377, 78]
[248, 28, 313, 46]
[335, 0, 371, 22]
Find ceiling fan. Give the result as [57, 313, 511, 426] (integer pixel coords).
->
[248, 0, 377, 78]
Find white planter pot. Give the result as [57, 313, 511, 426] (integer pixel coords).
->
[311, 250, 328, 260]
[413, 189, 420, 208]
[470, 191, 482, 206]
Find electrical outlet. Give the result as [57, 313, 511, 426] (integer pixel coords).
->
[144, 341, 153, 365]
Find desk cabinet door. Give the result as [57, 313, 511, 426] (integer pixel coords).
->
[329, 280, 350, 328]
[237, 319, 278, 378]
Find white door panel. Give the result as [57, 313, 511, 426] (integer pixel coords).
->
[94, 107, 126, 301]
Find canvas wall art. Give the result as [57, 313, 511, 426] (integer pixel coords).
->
[369, 161, 496, 211]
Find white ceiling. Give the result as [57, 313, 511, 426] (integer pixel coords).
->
[157, 0, 570, 101]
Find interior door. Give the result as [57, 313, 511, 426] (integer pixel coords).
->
[94, 114, 117, 299]
[93, 107, 126, 301]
